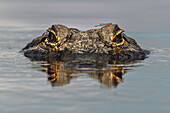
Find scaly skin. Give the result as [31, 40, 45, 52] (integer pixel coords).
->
[22, 24, 149, 63]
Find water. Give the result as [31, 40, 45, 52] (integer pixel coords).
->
[1, 0, 170, 113]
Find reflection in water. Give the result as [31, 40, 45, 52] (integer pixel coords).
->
[31, 59, 138, 88]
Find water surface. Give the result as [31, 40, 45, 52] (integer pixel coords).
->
[0, 0, 170, 113]
[0, 26, 170, 113]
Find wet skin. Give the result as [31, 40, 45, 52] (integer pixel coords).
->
[22, 24, 149, 64]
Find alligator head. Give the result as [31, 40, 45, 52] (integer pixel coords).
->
[21, 24, 149, 64]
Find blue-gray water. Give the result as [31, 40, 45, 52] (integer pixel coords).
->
[1, 0, 170, 113]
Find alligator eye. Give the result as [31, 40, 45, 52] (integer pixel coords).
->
[112, 30, 124, 41]
[48, 32, 56, 42]
[112, 33, 122, 43]
[47, 29, 58, 43]
[48, 32, 53, 40]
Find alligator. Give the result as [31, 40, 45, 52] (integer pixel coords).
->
[21, 23, 149, 64]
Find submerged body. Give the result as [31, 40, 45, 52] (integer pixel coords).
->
[22, 24, 149, 64]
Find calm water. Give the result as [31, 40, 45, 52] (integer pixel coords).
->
[1, 0, 170, 113]
[0, 27, 170, 113]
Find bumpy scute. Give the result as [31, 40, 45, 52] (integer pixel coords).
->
[22, 24, 149, 63]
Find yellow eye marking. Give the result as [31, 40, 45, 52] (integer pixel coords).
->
[112, 38, 125, 47]
[47, 29, 58, 42]
[111, 29, 125, 41]
[111, 29, 125, 48]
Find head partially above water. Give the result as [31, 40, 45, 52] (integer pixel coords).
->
[22, 23, 149, 64]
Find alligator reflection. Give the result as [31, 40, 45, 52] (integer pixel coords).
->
[33, 60, 138, 88]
